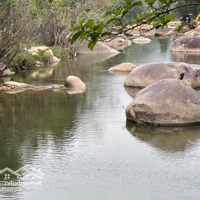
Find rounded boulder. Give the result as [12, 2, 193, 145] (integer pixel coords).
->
[65, 76, 86, 93]
[124, 62, 200, 88]
[126, 79, 200, 126]
[171, 36, 200, 52]
[108, 62, 136, 72]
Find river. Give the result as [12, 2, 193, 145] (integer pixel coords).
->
[0, 37, 200, 200]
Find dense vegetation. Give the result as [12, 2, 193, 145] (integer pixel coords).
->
[0, 0, 199, 71]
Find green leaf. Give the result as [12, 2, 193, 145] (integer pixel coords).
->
[132, 1, 143, 6]
[70, 26, 80, 31]
[93, 22, 104, 34]
[124, 0, 132, 5]
[153, 21, 161, 29]
[101, 32, 111, 37]
[175, 23, 185, 32]
[87, 19, 94, 29]
[137, 13, 141, 20]
[90, 32, 99, 41]
[79, 19, 85, 28]
[48, 0, 53, 3]
[88, 41, 97, 50]
[144, 0, 156, 5]
[70, 31, 83, 44]
[158, 0, 167, 4]
[118, 27, 123, 33]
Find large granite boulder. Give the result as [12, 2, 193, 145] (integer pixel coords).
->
[126, 79, 200, 126]
[76, 41, 120, 55]
[124, 62, 200, 88]
[171, 36, 200, 52]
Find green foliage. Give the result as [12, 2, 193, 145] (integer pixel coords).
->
[70, 0, 200, 49]
[10, 51, 36, 71]
[33, 51, 51, 64]
[51, 46, 71, 58]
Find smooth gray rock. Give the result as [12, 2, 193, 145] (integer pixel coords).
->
[124, 62, 200, 88]
[171, 36, 200, 52]
[126, 79, 200, 126]
[77, 41, 120, 55]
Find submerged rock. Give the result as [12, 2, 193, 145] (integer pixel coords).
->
[77, 41, 120, 55]
[108, 62, 136, 72]
[124, 62, 200, 88]
[65, 76, 86, 93]
[132, 36, 151, 44]
[171, 36, 200, 52]
[126, 79, 200, 126]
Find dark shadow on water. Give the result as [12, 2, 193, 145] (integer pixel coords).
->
[126, 120, 200, 152]
[124, 86, 142, 99]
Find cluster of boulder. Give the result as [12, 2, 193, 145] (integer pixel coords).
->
[108, 35, 200, 127]
[126, 21, 200, 38]
[75, 35, 132, 55]
[0, 75, 86, 94]
[26, 46, 60, 65]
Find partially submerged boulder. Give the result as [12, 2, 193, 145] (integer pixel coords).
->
[3, 81, 31, 88]
[106, 35, 132, 51]
[155, 27, 172, 37]
[108, 62, 136, 72]
[65, 76, 86, 93]
[132, 36, 151, 44]
[124, 62, 200, 88]
[171, 36, 200, 52]
[77, 41, 120, 55]
[126, 79, 200, 126]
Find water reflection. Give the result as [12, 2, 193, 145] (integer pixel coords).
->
[0, 91, 85, 169]
[171, 51, 200, 64]
[126, 121, 200, 152]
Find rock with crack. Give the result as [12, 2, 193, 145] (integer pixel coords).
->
[126, 79, 200, 126]
[124, 62, 200, 88]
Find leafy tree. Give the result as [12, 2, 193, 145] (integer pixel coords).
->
[69, 0, 200, 49]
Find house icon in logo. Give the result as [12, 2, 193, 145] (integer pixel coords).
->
[0, 165, 44, 183]
[16, 165, 44, 181]
[0, 168, 21, 181]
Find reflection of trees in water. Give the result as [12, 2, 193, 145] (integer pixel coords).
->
[157, 37, 172, 53]
[0, 91, 84, 169]
[171, 52, 200, 65]
[126, 121, 200, 152]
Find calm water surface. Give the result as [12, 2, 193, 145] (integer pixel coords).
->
[0, 37, 200, 200]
